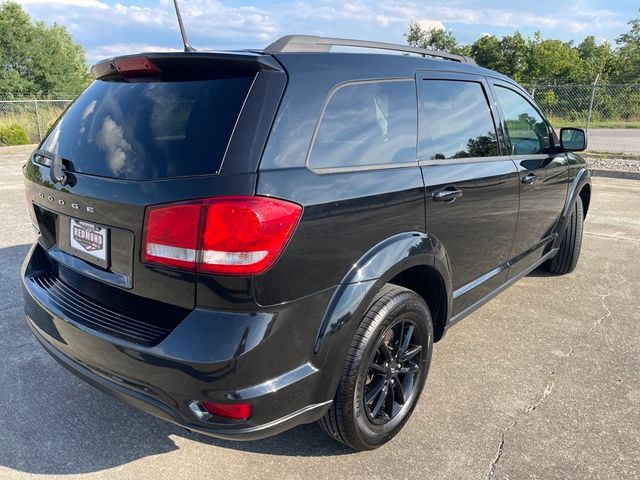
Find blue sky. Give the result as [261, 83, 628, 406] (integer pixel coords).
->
[14, 0, 639, 64]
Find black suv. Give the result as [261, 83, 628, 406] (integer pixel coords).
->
[22, 35, 591, 451]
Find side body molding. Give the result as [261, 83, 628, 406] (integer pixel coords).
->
[311, 232, 452, 395]
[553, 167, 591, 249]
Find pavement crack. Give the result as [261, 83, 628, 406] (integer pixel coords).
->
[525, 381, 555, 413]
[485, 419, 517, 480]
[587, 273, 626, 336]
[484, 272, 626, 479]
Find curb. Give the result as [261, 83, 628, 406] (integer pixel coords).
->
[591, 169, 640, 180]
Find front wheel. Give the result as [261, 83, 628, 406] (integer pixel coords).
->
[318, 284, 433, 451]
[545, 196, 584, 275]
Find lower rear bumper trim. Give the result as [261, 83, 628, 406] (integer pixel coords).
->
[28, 317, 332, 441]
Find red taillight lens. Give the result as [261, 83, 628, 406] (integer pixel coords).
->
[201, 401, 252, 420]
[143, 204, 201, 269]
[143, 196, 302, 275]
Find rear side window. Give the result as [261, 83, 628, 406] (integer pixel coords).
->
[419, 80, 498, 160]
[308, 80, 417, 170]
[39, 74, 254, 180]
[494, 86, 550, 155]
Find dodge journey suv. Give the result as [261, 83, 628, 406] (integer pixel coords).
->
[22, 35, 591, 450]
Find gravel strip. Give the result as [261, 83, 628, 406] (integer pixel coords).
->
[585, 156, 640, 173]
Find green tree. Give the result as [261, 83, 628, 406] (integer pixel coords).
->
[0, 1, 91, 97]
[499, 32, 528, 81]
[405, 15, 640, 85]
[524, 32, 584, 84]
[576, 36, 616, 83]
[614, 10, 640, 82]
[405, 22, 470, 55]
[471, 35, 505, 71]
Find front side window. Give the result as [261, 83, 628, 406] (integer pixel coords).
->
[308, 80, 417, 169]
[419, 80, 498, 160]
[494, 86, 550, 155]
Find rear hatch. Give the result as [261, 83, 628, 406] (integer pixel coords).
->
[23, 52, 286, 344]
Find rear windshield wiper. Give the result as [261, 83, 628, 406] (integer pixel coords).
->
[32, 149, 72, 185]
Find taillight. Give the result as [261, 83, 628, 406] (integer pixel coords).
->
[114, 56, 161, 81]
[143, 196, 302, 275]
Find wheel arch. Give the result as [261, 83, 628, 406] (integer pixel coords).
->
[310, 232, 452, 401]
[554, 167, 591, 249]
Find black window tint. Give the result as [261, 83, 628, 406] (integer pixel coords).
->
[39, 75, 254, 180]
[419, 80, 498, 160]
[309, 81, 417, 169]
[494, 86, 550, 155]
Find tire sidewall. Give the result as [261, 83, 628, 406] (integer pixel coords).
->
[352, 292, 433, 448]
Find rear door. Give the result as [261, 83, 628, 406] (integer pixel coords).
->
[417, 72, 519, 316]
[490, 81, 569, 277]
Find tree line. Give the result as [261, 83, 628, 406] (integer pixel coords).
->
[0, 2, 90, 98]
[0, 1, 638, 99]
[406, 11, 640, 85]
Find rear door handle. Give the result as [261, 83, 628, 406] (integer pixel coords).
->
[521, 173, 537, 185]
[432, 187, 463, 203]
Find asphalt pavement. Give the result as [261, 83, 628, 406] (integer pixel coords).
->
[588, 128, 640, 154]
[1, 145, 638, 479]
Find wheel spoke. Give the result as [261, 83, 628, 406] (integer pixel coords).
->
[397, 320, 405, 354]
[399, 324, 414, 355]
[394, 377, 406, 404]
[370, 362, 386, 373]
[379, 341, 392, 361]
[399, 363, 420, 374]
[385, 382, 396, 418]
[365, 377, 386, 404]
[400, 344, 422, 363]
[370, 381, 389, 417]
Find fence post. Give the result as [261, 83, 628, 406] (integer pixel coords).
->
[34, 100, 43, 142]
[586, 74, 600, 132]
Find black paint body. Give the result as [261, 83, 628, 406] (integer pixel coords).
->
[22, 50, 591, 439]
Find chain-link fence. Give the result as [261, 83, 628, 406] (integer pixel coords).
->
[0, 99, 73, 145]
[531, 83, 640, 157]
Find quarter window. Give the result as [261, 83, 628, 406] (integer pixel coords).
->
[419, 80, 498, 160]
[308, 80, 417, 169]
[494, 86, 550, 155]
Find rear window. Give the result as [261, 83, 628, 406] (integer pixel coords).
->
[308, 80, 417, 170]
[39, 74, 255, 179]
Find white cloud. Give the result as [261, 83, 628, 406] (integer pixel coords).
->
[13, 0, 630, 65]
[18, 0, 108, 7]
[416, 20, 445, 31]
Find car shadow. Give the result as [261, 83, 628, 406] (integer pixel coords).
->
[0, 243, 350, 476]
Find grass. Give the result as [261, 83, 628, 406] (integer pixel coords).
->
[0, 103, 69, 144]
[547, 116, 640, 129]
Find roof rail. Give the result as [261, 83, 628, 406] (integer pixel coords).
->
[264, 35, 476, 65]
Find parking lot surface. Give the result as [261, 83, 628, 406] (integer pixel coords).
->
[589, 128, 640, 155]
[1, 146, 639, 479]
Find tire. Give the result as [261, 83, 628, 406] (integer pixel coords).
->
[545, 196, 584, 275]
[318, 284, 433, 451]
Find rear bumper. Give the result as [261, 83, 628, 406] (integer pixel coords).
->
[22, 242, 335, 440]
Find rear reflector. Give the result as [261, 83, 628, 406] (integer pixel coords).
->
[143, 196, 302, 275]
[202, 401, 252, 420]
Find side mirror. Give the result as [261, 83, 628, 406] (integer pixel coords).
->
[560, 127, 587, 152]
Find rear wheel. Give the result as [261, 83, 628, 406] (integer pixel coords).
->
[545, 196, 584, 275]
[318, 284, 433, 451]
